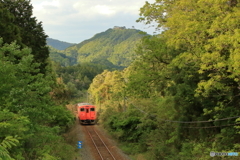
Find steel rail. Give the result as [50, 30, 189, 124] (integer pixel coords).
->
[86, 126, 103, 160]
[94, 128, 116, 160]
[85, 126, 116, 160]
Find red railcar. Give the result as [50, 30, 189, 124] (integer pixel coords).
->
[77, 103, 96, 124]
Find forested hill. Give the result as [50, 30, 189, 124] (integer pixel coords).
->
[62, 28, 144, 67]
[47, 38, 75, 50]
[88, 1, 240, 160]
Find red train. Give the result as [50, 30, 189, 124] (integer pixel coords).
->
[77, 103, 96, 124]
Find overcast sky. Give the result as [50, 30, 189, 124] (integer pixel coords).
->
[31, 0, 156, 43]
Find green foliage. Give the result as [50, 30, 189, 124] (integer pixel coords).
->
[56, 63, 115, 98]
[49, 46, 77, 67]
[0, 0, 49, 74]
[24, 125, 74, 160]
[88, 1, 240, 159]
[0, 37, 75, 159]
[89, 69, 126, 106]
[0, 1, 78, 159]
[126, 35, 180, 98]
[47, 105, 75, 132]
[1, 136, 19, 150]
[0, 136, 19, 160]
[0, 110, 29, 140]
[101, 105, 146, 154]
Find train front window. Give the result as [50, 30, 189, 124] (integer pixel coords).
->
[90, 108, 95, 111]
[80, 108, 84, 112]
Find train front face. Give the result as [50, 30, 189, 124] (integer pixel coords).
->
[78, 105, 96, 124]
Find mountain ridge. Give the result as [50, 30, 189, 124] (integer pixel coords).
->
[67, 28, 145, 67]
[47, 38, 76, 50]
[48, 28, 145, 67]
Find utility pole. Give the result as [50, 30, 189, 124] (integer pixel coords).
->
[87, 92, 88, 103]
[98, 91, 101, 112]
[124, 96, 126, 112]
[123, 86, 126, 112]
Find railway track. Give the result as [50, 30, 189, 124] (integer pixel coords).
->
[85, 125, 116, 160]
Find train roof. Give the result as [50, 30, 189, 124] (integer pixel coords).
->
[77, 103, 92, 106]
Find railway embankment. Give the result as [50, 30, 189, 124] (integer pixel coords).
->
[66, 104, 130, 160]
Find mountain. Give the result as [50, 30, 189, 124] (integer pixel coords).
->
[64, 28, 145, 67]
[47, 38, 75, 50]
[49, 27, 145, 68]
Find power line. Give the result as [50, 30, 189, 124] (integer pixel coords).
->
[158, 116, 240, 124]
[130, 103, 240, 124]
[184, 123, 240, 129]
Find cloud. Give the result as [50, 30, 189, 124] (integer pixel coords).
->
[31, 0, 156, 43]
[94, 5, 116, 15]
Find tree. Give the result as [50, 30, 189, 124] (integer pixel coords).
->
[0, 2, 21, 46]
[0, 0, 49, 74]
[136, 0, 240, 158]
[0, 38, 75, 159]
[0, 136, 19, 160]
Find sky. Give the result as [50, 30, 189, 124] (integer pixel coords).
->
[31, 0, 157, 43]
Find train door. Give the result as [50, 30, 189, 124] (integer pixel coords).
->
[85, 108, 90, 120]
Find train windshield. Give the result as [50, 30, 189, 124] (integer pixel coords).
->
[80, 108, 84, 111]
[90, 108, 95, 111]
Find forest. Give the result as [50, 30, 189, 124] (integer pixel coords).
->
[1, 0, 240, 160]
[88, 0, 240, 159]
[0, 0, 76, 159]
